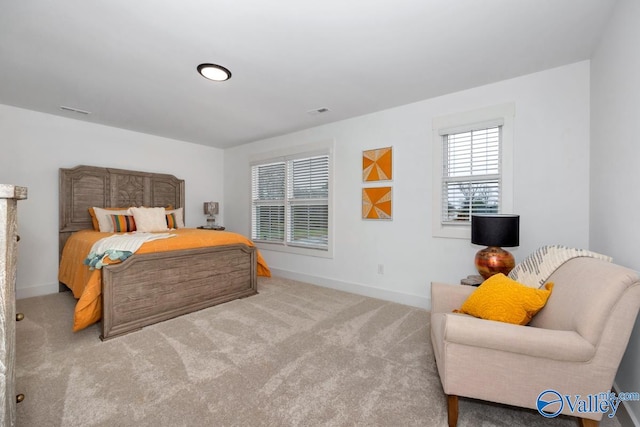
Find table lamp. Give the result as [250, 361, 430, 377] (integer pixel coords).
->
[204, 201, 219, 226]
[471, 214, 520, 279]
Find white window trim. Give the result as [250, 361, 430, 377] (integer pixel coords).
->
[432, 103, 515, 239]
[249, 139, 335, 258]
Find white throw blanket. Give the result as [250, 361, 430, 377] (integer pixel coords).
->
[508, 245, 612, 288]
[84, 232, 176, 270]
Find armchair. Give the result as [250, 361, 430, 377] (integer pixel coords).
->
[430, 257, 640, 426]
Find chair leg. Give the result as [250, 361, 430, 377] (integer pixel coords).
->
[447, 395, 459, 427]
[577, 417, 599, 427]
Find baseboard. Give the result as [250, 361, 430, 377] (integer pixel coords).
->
[269, 268, 430, 310]
[613, 382, 639, 427]
[16, 273, 432, 310]
[16, 283, 58, 300]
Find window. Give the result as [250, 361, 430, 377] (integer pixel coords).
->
[252, 162, 286, 242]
[432, 104, 514, 239]
[287, 156, 329, 248]
[441, 126, 501, 223]
[251, 143, 332, 256]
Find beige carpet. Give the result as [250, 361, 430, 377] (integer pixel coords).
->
[15, 277, 621, 427]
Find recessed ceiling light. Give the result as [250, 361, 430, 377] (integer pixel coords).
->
[197, 63, 232, 82]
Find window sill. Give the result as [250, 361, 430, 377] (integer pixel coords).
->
[255, 241, 333, 259]
[432, 222, 471, 239]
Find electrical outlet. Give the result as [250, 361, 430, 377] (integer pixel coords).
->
[377, 264, 384, 274]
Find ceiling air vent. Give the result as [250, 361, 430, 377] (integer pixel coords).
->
[307, 107, 331, 116]
[60, 106, 91, 115]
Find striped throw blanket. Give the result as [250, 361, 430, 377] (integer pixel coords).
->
[84, 232, 176, 270]
[508, 245, 612, 288]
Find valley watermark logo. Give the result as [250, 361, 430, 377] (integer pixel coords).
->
[537, 389, 640, 419]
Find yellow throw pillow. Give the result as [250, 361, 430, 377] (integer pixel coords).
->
[455, 273, 553, 325]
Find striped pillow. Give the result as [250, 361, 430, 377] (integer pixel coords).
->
[166, 213, 178, 229]
[165, 208, 185, 228]
[110, 214, 137, 233]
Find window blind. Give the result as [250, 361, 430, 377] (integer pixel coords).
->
[287, 156, 329, 249]
[251, 162, 286, 242]
[251, 154, 330, 251]
[441, 126, 501, 224]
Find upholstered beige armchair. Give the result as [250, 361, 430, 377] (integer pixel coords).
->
[431, 257, 640, 427]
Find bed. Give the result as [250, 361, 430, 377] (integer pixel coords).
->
[58, 165, 269, 340]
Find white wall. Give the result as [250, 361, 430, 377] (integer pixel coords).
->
[0, 104, 224, 298]
[224, 61, 591, 309]
[590, 0, 640, 423]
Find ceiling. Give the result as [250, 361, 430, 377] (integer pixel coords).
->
[0, 0, 617, 149]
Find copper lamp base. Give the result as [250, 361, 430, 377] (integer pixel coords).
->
[475, 246, 515, 280]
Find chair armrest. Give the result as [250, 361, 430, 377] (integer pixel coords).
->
[431, 282, 475, 314]
[442, 313, 595, 362]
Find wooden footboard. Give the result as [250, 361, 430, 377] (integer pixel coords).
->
[101, 244, 257, 340]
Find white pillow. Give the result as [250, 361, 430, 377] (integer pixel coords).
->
[93, 207, 131, 233]
[130, 207, 169, 232]
[165, 207, 185, 228]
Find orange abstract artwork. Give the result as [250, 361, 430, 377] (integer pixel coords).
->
[362, 187, 392, 220]
[362, 147, 392, 182]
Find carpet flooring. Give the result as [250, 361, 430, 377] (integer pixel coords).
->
[15, 277, 622, 427]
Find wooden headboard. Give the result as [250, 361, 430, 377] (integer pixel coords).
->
[59, 165, 185, 256]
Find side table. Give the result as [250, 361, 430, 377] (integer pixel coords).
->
[460, 275, 484, 286]
[197, 225, 225, 231]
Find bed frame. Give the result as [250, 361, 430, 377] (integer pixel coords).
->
[59, 165, 257, 340]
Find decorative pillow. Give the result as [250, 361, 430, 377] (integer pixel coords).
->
[455, 273, 554, 325]
[130, 207, 169, 232]
[88, 207, 101, 230]
[91, 207, 131, 232]
[110, 214, 137, 233]
[166, 213, 178, 229]
[165, 207, 185, 228]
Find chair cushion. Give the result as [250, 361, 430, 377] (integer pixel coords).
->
[455, 273, 553, 325]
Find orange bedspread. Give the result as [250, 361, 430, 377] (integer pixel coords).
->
[58, 228, 271, 332]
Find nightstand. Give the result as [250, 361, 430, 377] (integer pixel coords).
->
[460, 275, 484, 286]
[197, 225, 225, 231]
